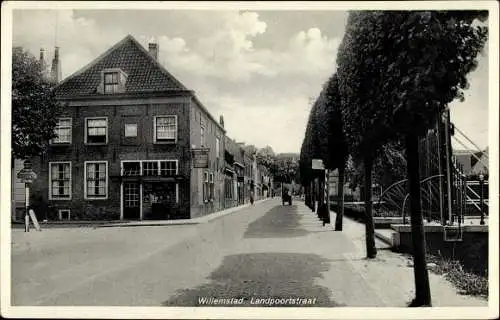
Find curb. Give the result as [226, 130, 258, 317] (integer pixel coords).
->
[97, 197, 273, 228]
[374, 230, 395, 246]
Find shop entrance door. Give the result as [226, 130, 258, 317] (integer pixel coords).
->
[123, 182, 140, 220]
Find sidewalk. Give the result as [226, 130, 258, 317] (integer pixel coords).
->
[97, 197, 272, 228]
[311, 205, 488, 307]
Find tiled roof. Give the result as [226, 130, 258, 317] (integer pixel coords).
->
[55, 35, 188, 97]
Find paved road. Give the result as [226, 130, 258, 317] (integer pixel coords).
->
[11, 199, 487, 307]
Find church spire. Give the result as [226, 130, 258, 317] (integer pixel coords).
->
[50, 46, 62, 84]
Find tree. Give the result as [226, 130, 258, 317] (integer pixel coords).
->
[320, 74, 349, 231]
[274, 154, 299, 183]
[336, 10, 488, 306]
[242, 144, 258, 157]
[256, 145, 276, 172]
[12, 47, 62, 160]
[299, 102, 320, 211]
[336, 12, 384, 259]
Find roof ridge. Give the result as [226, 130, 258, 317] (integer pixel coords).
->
[126, 35, 188, 91]
[55, 35, 135, 90]
[55, 34, 188, 93]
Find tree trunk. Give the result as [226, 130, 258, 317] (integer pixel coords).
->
[364, 157, 377, 258]
[317, 173, 329, 225]
[405, 133, 432, 307]
[11, 155, 16, 222]
[311, 181, 316, 212]
[335, 165, 345, 231]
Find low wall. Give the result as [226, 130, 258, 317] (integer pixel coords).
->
[391, 224, 488, 276]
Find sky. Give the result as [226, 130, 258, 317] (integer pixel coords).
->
[12, 8, 490, 154]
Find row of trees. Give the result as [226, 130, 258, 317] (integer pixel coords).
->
[244, 144, 300, 184]
[299, 10, 488, 306]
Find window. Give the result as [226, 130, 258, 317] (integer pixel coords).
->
[122, 162, 140, 176]
[216, 137, 220, 159]
[85, 161, 107, 199]
[209, 172, 214, 200]
[142, 161, 158, 176]
[201, 126, 205, 147]
[154, 116, 177, 143]
[49, 162, 71, 200]
[86, 118, 108, 144]
[104, 72, 119, 94]
[203, 171, 209, 202]
[225, 175, 233, 200]
[124, 183, 140, 208]
[58, 209, 71, 220]
[124, 123, 137, 137]
[160, 161, 177, 176]
[52, 118, 72, 144]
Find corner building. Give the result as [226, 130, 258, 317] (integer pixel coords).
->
[30, 35, 226, 220]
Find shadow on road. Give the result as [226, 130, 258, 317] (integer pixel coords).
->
[163, 252, 344, 307]
[243, 205, 309, 238]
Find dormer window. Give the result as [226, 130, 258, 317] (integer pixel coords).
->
[104, 72, 119, 94]
[98, 68, 127, 94]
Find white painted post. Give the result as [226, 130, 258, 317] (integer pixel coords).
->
[24, 183, 30, 232]
[139, 184, 143, 220]
[120, 182, 124, 220]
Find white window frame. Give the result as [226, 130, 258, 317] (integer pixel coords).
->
[85, 117, 108, 145]
[103, 71, 120, 94]
[209, 172, 214, 200]
[48, 161, 72, 200]
[58, 209, 71, 221]
[201, 125, 205, 147]
[216, 137, 220, 159]
[203, 171, 209, 202]
[84, 161, 108, 200]
[120, 160, 178, 176]
[160, 159, 179, 176]
[153, 115, 178, 144]
[51, 118, 72, 144]
[124, 123, 138, 137]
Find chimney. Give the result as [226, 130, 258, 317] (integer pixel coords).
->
[50, 46, 62, 84]
[219, 115, 225, 128]
[39, 48, 45, 63]
[148, 42, 158, 61]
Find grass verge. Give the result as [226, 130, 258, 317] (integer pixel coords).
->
[426, 254, 488, 298]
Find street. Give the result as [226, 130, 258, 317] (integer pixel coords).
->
[11, 199, 487, 307]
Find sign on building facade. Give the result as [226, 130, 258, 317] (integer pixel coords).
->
[192, 148, 210, 168]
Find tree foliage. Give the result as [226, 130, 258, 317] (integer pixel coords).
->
[273, 154, 299, 183]
[337, 11, 488, 146]
[335, 9, 488, 306]
[299, 74, 348, 182]
[12, 47, 62, 160]
[256, 145, 276, 168]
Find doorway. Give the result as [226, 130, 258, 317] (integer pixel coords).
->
[123, 182, 140, 220]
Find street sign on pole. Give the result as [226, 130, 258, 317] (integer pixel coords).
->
[17, 161, 37, 232]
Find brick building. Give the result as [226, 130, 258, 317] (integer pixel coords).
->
[29, 35, 226, 220]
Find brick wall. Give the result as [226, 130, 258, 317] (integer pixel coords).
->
[189, 98, 226, 218]
[30, 95, 193, 220]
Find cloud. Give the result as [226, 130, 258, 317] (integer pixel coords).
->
[13, 9, 488, 153]
[13, 10, 124, 77]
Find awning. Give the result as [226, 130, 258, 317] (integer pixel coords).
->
[234, 161, 245, 168]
